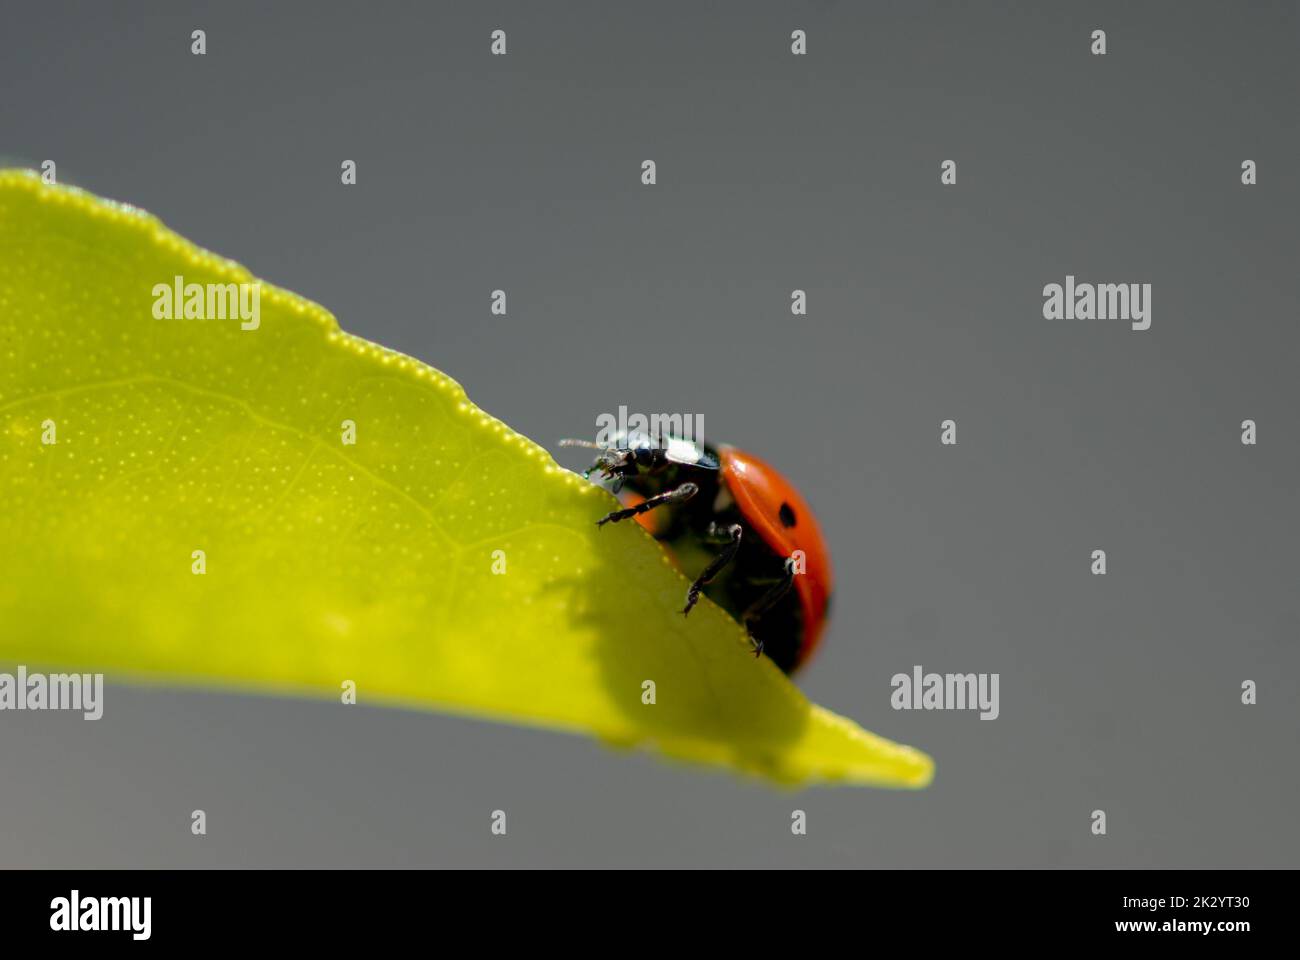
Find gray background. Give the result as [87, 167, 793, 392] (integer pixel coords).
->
[1, 1, 1297, 867]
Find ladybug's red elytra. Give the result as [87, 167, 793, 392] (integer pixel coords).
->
[560, 432, 833, 674]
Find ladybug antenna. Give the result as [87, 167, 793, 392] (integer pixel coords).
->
[557, 438, 608, 451]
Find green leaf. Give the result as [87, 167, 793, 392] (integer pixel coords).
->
[0, 170, 933, 788]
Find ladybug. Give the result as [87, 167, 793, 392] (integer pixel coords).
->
[560, 432, 833, 674]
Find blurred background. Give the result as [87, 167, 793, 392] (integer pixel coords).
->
[1, 0, 1296, 867]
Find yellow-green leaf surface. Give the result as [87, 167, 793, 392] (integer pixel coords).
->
[0, 170, 933, 788]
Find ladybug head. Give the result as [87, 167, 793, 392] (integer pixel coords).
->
[558, 437, 635, 482]
[558, 432, 665, 485]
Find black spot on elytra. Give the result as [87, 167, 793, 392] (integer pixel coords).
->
[778, 502, 797, 528]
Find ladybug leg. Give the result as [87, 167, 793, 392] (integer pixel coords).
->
[740, 558, 797, 658]
[682, 524, 742, 617]
[701, 521, 739, 543]
[596, 481, 698, 527]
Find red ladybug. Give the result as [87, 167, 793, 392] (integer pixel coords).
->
[560, 432, 833, 673]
